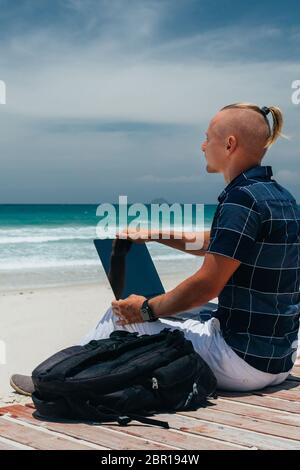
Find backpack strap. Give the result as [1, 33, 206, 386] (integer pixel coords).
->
[32, 393, 169, 428]
[82, 400, 170, 429]
[118, 414, 169, 429]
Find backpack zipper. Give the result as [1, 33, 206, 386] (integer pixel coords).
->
[183, 382, 199, 408]
[152, 377, 159, 389]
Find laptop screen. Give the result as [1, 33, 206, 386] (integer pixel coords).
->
[94, 238, 165, 300]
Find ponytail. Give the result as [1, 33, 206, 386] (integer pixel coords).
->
[221, 102, 285, 148]
[267, 106, 284, 147]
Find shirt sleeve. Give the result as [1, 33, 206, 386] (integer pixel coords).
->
[207, 188, 262, 263]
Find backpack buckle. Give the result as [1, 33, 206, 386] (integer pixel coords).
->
[117, 415, 132, 426]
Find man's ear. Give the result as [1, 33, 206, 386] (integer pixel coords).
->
[226, 135, 237, 153]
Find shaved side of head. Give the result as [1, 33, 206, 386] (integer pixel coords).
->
[211, 108, 271, 161]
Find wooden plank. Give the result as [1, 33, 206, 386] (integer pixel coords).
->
[2, 406, 178, 450]
[290, 365, 300, 378]
[0, 417, 94, 450]
[253, 381, 300, 401]
[0, 435, 33, 450]
[0, 405, 179, 451]
[218, 394, 300, 414]
[178, 408, 300, 441]
[259, 379, 300, 390]
[3, 400, 300, 451]
[220, 381, 300, 403]
[0, 405, 246, 451]
[154, 413, 300, 450]
[207, 399, 300, 427]
[100, 422, 246, 450]
[0, 439, 23, 450]
[263, 379, 300, 388]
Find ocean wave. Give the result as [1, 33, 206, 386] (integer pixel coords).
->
[0, 224, 212, 245]
[0, 234, 94, 244]
[0, 226, 96, 244]
[0, 252, 197, 271]
[0, 258, 100, 271]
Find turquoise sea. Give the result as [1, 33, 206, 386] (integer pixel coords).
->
[0, 204, 217, 291]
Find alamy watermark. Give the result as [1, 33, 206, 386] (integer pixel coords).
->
[0, 80, 6, 104]
[95, 195, 205, 251]
[291, 80, 300, 105]
[0, 340, 6, 365]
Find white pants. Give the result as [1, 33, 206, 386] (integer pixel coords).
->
[79, 306, 291, 392]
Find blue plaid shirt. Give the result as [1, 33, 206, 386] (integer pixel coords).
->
[207, 165, 300, 374]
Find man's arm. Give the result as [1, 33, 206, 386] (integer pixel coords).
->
[148, 253, 241, 318]
[118, 228, 211, 256]
[155, 230, 211, 256]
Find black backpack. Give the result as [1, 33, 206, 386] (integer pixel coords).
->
[32, 328, 217, 428]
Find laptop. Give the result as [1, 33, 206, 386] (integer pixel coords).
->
[94, 238, 165, 301]
[93, 238, 215, 321]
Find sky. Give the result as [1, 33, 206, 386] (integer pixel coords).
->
[0, 0, 299, 204]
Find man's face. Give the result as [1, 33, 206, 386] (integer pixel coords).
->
[201, 117, 226, 174]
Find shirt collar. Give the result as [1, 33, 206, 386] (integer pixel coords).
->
[218, 165, 273, 203]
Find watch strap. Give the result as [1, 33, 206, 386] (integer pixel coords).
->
[141, 299, 158, 322]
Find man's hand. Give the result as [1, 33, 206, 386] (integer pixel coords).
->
[111, 294, 147, 326]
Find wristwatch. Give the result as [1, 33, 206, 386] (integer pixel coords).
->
[140, 299, 158, 322]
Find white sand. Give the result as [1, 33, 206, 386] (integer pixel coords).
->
[1, 275, 299, 399]
[0, 273, 191, 397]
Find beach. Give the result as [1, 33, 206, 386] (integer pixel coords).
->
[0, 204, 207, 396]
[1, 204, 300, 399]
[0, 272, 202, 397]
[2, 278, 299, 399]
[2, 271, 300, 401]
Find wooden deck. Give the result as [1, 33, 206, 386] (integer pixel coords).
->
[0, 364, 299, 450]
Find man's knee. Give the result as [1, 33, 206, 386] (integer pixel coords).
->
[95, 305, 114, 328]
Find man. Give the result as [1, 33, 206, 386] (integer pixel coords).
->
[11, 102, 300, 394]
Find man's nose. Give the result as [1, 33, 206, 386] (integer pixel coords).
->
[201, 141, 206, 152]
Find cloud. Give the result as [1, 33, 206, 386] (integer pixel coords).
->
[274, 169, 300, 184]
[4, 55, 300, 126]
[0, 0, 300, 203]
[140, 174, 203, 183]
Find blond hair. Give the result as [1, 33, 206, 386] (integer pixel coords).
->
[221, 102, 284, 148]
